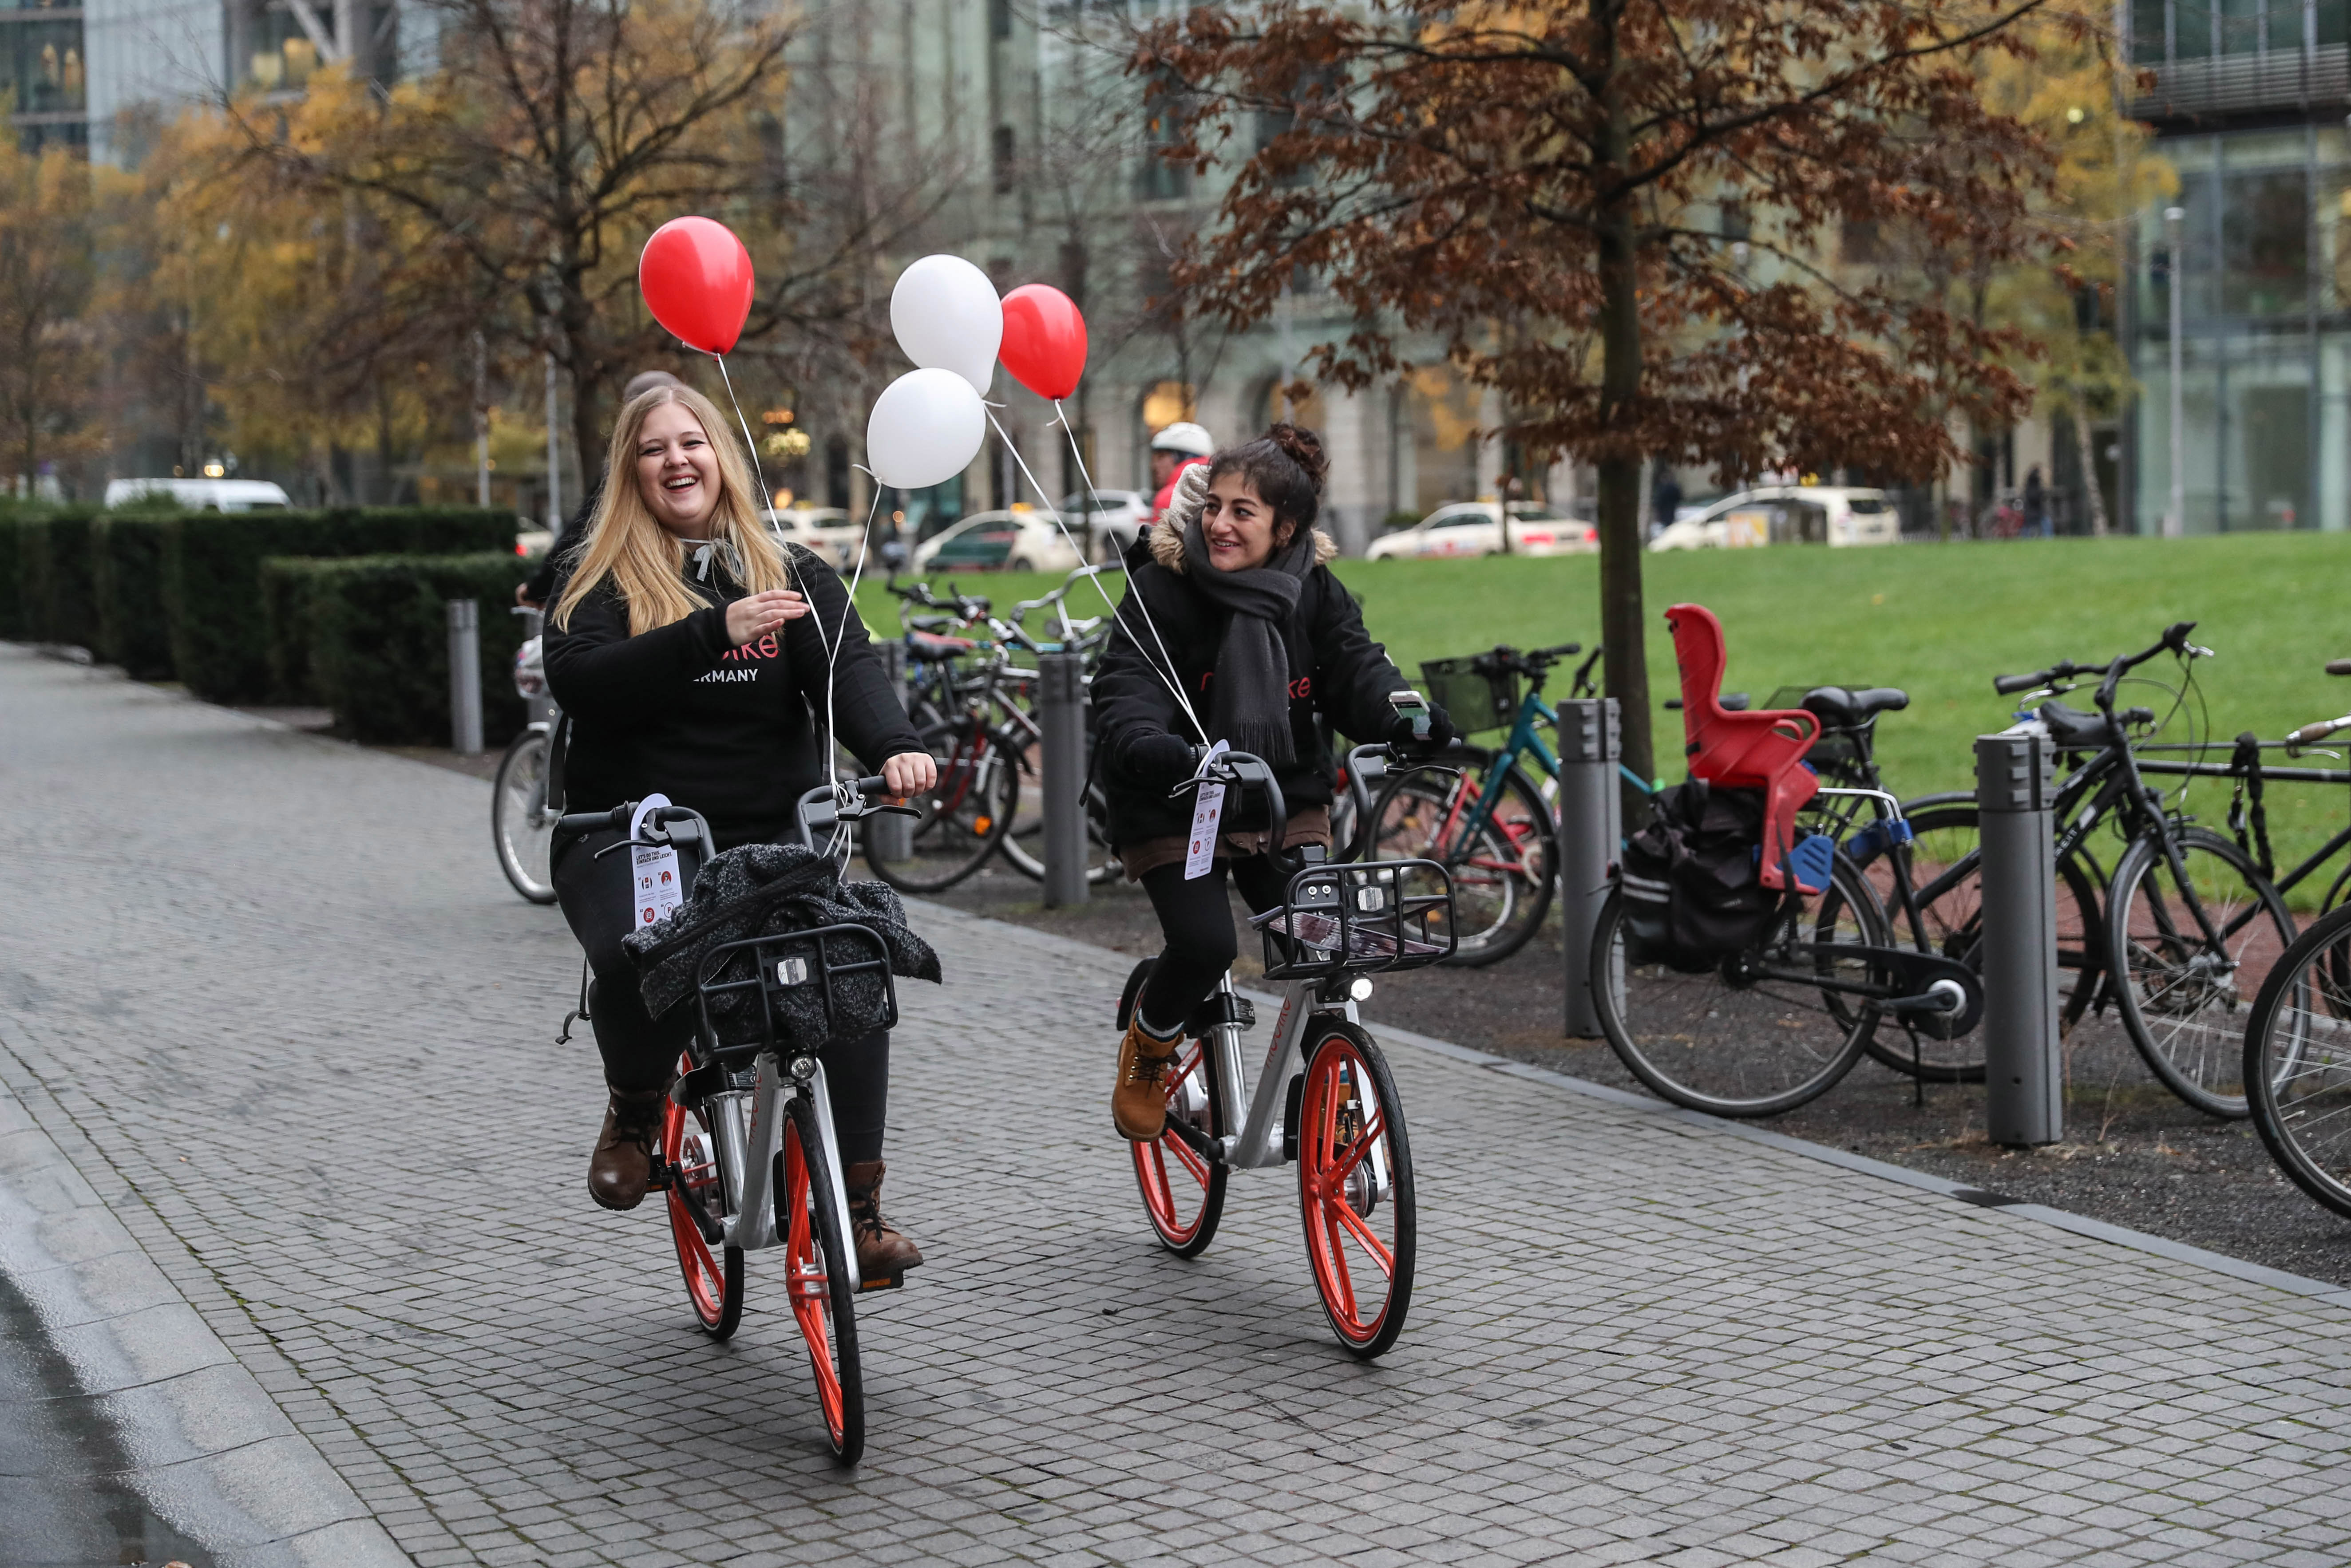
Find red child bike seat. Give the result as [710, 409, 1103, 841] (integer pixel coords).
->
[1666, 603, 1820, 891]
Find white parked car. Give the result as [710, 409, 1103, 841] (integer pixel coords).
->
[1365, 502, 1599, 560]
[105, 478, 289, 511]
[910, 509, 1087, 574]
[1057, 490, 1153, 560]
[762, 506, 867, 571]
[1647, 486, 1900, 552]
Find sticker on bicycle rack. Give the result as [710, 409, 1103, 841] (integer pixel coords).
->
[629, 794, 685, 931]
[1184, 741, 1231, 880]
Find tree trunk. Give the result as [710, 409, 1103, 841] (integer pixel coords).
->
[2069, 401, 2109, 536]
[1593, 126, 1653, 814]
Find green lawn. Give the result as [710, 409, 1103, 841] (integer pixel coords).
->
[858, 534, 2351, 904]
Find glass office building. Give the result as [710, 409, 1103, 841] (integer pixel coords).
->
[2125, 1, 2351, 531]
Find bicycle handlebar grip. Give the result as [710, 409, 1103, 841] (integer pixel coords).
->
[555, 803, 630, 834]
[1992, 671, 2047, 696]
[2326, 659, 2351, 677]
[2289, 719, 2343, 746]
[2162, 620, 2197, 651]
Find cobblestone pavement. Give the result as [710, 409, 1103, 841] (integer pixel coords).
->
[6, 644, 2351, 1568]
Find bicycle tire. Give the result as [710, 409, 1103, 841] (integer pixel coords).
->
[1591, 853, 1888, 1117]
[863, 716, 1016, 893]
[661, 1078, 743, 1340]
[1844, 805, 2103, 1081]
[781, 1096, 864, 1465]
[491, 728, 558, 904]
[1118, 960, 1227, 1256]
[2105, 825, 2295, 1120]
[1371, 766, 1553, 965]
[998, 774, 1121, 885]
[1295, 1022, 1415, 1359]
[2243, 900, 2351, 1217]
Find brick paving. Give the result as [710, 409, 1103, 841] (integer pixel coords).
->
[5, 643, 2351, 1566]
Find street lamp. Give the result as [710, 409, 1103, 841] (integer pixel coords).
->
[2165, 205, 2185, 538]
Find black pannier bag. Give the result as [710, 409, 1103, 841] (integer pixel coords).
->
[1619, 780, 1777, 972]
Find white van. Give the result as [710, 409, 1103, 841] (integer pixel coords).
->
[105, 478, 291, 512]
[1648, 486, 1899, 551]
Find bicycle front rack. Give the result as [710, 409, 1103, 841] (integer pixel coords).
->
[690, 922, 898, 1063]
[1253, 858, 1456, 981]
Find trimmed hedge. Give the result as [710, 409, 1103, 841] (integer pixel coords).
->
[258, 556, 330, 703]
[17, 509, 100, 650]
[164, 508, 515, 702]
[0, 513, 20, 639]
[303, 553, 531, 745]
[91, 514, 178, 678]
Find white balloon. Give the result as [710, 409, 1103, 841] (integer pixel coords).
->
[889, 254, 1002, 395]
[867, 368, 987, 491]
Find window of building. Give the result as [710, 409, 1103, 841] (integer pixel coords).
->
[6, 19, 85, 113]
[991, 124, 1016, 193]
[1137, 74, 1190, 201]
[2223, 165, 2308, 315]
[988, 0, 1011, 41]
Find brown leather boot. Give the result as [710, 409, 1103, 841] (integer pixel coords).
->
[587, 1087, 667, 1211]
[843, 1161, 923, 1285]
[1111, 1015, 1182, 1141]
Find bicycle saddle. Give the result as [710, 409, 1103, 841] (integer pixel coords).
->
[2034, 699, 2112, 750]
[906, 630, 976, 658]
[1800, 686, 1909, 728]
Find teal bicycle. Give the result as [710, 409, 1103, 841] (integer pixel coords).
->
[1373, 643, 1634, 966]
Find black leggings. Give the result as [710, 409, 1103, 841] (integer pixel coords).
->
[1134, 855, 1292, 1037]
[551, 829, 890, 1165]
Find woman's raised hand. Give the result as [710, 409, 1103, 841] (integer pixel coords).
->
[882, 751, 938, 798]
[725, 588, 808, 646]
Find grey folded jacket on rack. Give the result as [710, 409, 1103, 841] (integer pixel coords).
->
[623, 841, 942, 1049]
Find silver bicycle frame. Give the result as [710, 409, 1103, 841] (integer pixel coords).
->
[714, 1050, 861, 1290]
[1203, 974, 1367, 1173]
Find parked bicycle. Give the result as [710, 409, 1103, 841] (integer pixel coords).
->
[557, 780, 919, 1464]
[1370, 643, 1587, 965]
[493, 608, 566, 904]
[1120, 742, 1453, 1358]
[1588, 604, 1983, 1116]
[1976, 623, 2296, 1118]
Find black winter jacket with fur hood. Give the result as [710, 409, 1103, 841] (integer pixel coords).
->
[1090, 513, 1410, 848]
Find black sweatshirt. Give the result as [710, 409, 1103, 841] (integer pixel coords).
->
[545, 546, 922, 849]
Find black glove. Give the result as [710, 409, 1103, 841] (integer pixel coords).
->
[1125, 732, 1201, 788]
[1387, 704, 1455, 754]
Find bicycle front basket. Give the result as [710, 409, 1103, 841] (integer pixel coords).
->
[691, 921, 898, 1058]
[1254, 858, 1456, 980]
[1420, 656, 1518, 736]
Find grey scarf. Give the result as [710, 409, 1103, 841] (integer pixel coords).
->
[1181, 517, 1315, 765]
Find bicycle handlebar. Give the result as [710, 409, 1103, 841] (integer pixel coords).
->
[1992, 623, 2205, 707]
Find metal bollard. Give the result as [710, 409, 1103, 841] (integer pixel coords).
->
[1038, 652, 1089, 908]
[446, 598, 483, 756]
[869, 639, 914, 863]
[1557, 698, 1622, 1037]
[1975, 730, 2062, 1146]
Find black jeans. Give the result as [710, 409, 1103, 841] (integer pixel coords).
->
[551, 828, 889, 1165]
[1134, 855, 1291, 1036]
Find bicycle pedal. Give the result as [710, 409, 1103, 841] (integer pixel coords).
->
[858, 1271, 904, 1293]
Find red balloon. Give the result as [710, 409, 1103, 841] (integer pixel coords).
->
[998, 284, 1088, 399]
[638, 217, 754, 355]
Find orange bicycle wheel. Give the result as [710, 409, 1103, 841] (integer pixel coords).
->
[1295, 1023, 1415, 1359]
[662, 1067, 742, 1340]
[781, 1097, 864, 1464]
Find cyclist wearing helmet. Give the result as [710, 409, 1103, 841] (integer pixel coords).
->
[1092, 423, 1455, 1139]
[1148, 420, 1215, 522]
[544, 382, 937, 1281]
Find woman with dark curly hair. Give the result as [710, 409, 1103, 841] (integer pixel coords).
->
[1089, 423, 1455, 1138]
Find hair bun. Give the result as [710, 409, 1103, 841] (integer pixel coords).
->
[1266, 422, 1327, 494]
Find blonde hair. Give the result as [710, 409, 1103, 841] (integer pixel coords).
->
[553, 383, 793, 636]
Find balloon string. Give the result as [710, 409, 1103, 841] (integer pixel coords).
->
[712, 353, 769, 511]
[990, 406, 1204, 744]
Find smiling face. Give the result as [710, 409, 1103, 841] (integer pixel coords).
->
[1201, 471, 1289, 572]
[633, 399, 722, 536]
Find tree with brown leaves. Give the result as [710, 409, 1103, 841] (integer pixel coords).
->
[1138, 0, 2065, 792]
